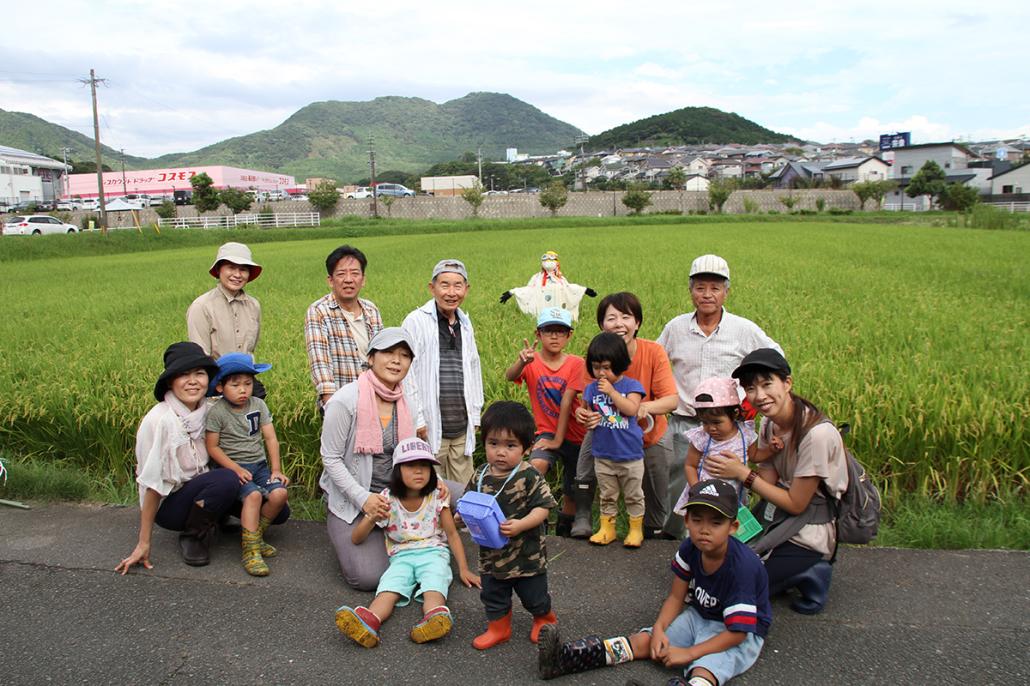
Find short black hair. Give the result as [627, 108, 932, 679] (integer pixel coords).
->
[586, 332, 631, 377]
[596, 292, 643, 337]
[326, 245, 368, 276]
[389, 459, 438, 498]
[480, 401, 535, 451]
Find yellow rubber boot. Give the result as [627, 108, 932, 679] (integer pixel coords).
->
[589, 515, 617, 546]
[257, 515, 277, 558]
[623, 516, 644, 548]
[241, 529, 269, 576]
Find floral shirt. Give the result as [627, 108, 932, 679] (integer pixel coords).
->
[383, 489, 448, 557]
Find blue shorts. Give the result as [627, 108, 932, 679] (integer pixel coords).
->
[376, 547, 452, 607]
[237, 461, 287, 501]
[530, 433, 580, 496]
[663, 606, 764, 683]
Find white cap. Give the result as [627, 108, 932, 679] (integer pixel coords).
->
[689, 254, 730, 280]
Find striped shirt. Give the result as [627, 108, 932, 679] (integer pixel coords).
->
[305, 294, 383, 403]
[657, 308, 782, 417]
[437, 312, 467, 438]
[671, 536, 771, 637]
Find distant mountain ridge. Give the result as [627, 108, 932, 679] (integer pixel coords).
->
[0, 109, 147, 169]
[588, 106, 794, 149]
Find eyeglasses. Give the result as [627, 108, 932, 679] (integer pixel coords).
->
[538, 327, 570, 337]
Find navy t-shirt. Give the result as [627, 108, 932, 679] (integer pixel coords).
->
[585, 375, 646, 461]
[671, 536, 772, 638]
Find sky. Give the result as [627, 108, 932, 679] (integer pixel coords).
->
[2, 1, 1028, 159]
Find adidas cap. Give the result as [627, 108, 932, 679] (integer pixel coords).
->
[685, 478, 738, 519]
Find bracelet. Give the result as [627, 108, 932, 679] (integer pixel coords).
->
[744, 470, 759, 489]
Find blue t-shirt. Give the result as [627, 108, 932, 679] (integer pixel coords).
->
[671, 536, 772, 638]
[585, 375, 646, 461]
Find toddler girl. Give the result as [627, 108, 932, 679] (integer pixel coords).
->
[336, 438, 479, 648]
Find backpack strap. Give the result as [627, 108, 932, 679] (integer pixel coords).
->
[799, 417, 845, 562]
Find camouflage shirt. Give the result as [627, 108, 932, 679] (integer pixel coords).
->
[469, 462, 557, 580]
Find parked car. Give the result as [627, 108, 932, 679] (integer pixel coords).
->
[173, 190, 193, 206]
[345, 187, 374, 199]
[80, 198, 100, 211]
[374, 183, 415, 198]
[2, 214, 78, 236]
[56, 199, 84, 211]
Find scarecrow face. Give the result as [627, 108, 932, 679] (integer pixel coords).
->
[540, 252, 559, 273]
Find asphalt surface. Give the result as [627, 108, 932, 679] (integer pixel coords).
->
[1, 503, 1027, 685]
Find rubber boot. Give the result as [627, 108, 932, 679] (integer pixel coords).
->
[335, 605, 381, 648]
[570, 480, 595, 539]
[538, 624, 608, 680]
[623, 515, 644, 548]
[786, 560, 833, 615]
[529, 610, 558, 644]
[257, 515, 277, 558]
[554, 513, 574, 538]
[410, 605, 453, 644]
[472, 611, 512, 650]
[589, 515, 617, 545]
[241, 529, 270, 576]
[179, 503, 219, 566]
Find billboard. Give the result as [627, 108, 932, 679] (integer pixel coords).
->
[879, 132, 911, 151]
[66, 165, 296, 199]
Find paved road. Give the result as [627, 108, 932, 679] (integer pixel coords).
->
[1, 503, 1027, 685]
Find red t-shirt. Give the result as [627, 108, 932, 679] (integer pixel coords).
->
[516, 354, 587, 445]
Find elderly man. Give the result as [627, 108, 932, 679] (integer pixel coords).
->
[305, 245, 384, 410]
[656, 254, 782, 537]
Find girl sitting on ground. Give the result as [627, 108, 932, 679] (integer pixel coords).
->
[672, 377, 783, 515]
[335, 437, 480, 648]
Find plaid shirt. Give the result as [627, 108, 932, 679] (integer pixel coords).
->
[305, 294, 383, 403]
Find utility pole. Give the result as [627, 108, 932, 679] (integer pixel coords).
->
[81, 68, 108, 234]
[120, 148, 127, 196]
[368, 135, 378, 219]
[477, 146, 483, 186]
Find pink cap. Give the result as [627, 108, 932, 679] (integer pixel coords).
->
[692, 377, 740, 408]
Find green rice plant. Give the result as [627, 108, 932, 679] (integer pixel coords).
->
[0, 220, 1026, 514]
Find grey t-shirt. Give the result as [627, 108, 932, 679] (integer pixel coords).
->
[205, 396, 271, 464]
[368, 408, 398, 494]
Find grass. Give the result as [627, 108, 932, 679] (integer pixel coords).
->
[0, 215, 1027, 547]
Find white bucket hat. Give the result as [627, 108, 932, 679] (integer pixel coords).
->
[209, 242, 262, 282]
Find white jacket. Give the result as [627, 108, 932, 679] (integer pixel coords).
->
[402, 300, 484, 456]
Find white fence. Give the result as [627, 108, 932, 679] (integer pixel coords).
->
[984, 201, 1030, 213]
[158, 212, 320, 229]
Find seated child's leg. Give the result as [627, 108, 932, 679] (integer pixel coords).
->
[538, 625, 650, 680]
[240, 490, 262, 531]
[261, 485, 288, 522]
[664, 606, 764, 685]
[367, 591, 402, 624]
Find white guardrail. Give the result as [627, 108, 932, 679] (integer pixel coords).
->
[983, 201, 1030, 213]
[158, 212, 321, 229]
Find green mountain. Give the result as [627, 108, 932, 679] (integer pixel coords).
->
[0, 109, 147, 169]
[151, 92, 585, 182]
[588, 106, 794, 148]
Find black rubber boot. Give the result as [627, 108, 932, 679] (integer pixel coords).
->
[786, 560, 833, 615]
[179, 504, 220, 566]
[538, 624, 607, 680]
[570, 480, 596, 539]
[554, 513, 574, 537]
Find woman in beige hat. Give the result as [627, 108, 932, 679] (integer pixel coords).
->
[186, 242, 265, 396]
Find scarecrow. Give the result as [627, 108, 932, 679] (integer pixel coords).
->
[499, 251, 596, 322]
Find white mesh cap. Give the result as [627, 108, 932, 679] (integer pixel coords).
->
[689, 254, 730, 279]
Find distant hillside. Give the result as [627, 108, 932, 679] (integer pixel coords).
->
[588, 106, 794, 148]
[152, 93, 585, 182]
[0, 109, 147, 169]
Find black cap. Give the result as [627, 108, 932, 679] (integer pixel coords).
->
[685, 479, 739, 519]
[731, 348, 790, 379]
[154, 342, 219, 401]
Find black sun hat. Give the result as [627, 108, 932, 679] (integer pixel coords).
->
[154, 342, 219, 401]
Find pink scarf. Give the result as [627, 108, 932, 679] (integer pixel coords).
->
[354, 369, 414, 454]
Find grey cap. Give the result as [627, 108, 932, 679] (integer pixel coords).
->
[367, 327, 414, 357]
[431, 258, 468, 281]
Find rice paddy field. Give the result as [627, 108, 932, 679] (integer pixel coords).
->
[0, 217, 1026, 529]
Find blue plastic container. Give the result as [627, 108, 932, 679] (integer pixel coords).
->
[456, 491, 509, 549]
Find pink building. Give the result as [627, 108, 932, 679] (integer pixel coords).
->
[67, 165, 296, 199]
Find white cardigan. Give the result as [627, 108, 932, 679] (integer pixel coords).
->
[401, 300, 484, 456]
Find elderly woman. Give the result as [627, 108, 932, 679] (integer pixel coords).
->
[571, 292, 679, 542]
[116, 343, 240, 573]
[321, 327, 458, 590]
[705, 348, 848, 615]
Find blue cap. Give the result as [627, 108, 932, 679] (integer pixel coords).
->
[210, 352, 271, 391]
[536, 307, 573, 329]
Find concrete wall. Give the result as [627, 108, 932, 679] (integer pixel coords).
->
[60, 189, 861, 228]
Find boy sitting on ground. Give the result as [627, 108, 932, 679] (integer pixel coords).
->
[538, 478, 770, 686]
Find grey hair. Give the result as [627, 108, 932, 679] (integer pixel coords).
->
[689, 276, 730, 290]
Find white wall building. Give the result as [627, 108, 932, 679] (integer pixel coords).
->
[990, 163, 1030, 196]
[1, 145, 70, 206]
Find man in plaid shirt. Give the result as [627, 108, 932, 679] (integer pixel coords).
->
[305, 245, 384, 410]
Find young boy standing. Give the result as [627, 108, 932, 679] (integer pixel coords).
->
[402, 259, 483, 486]
[467, 401, 558, 650]
[504, 307, 586, 537]
[205, 353, 289, 577]
[538, 478, 770, 686]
